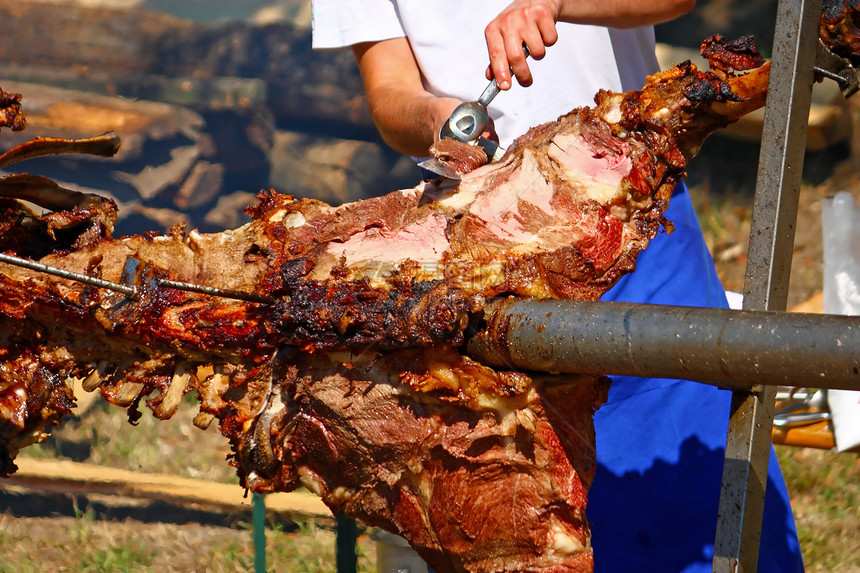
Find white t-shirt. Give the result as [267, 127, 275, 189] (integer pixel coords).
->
[311, 0, 660, 148]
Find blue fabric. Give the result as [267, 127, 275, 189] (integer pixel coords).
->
[589, 182, 804, 572]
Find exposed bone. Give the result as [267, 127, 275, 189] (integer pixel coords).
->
[81, 361, 110, 392]
[64, 376, 78, 392]
[112, 382, 145, 407]
[193, 411, 216, 430]
[153, 366, 191, 420]
[198, 371, 231, 414]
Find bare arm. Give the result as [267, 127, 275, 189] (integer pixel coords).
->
[485, 0, 696, 88]
[352, 38, 462, 157]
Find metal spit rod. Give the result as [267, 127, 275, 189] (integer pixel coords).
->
[0, 252, 272, 304]
[467, 298, 860, 390]
[0, 252, 138, 296]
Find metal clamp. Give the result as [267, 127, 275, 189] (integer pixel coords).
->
[440, 45, 530, 144]
[814, 38, 860, 98]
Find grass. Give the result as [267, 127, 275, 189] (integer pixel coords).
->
[0, 508, 376, 573]
[0, 504, 158, 573]
[5, 395, 378, 573]
[265, 521, 375, 573]
[27, 393, 237, 484]
[688, 184, 754, 295]
[776, 446, 860, 572]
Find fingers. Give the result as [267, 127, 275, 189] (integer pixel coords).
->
[534, 11, 559, 50]
[485, 1, 559, 89]
[485, 28, 512, 88]
[506, 36, 533, 87]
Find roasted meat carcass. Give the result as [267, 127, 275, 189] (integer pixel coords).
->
[0, 37, 771, 572]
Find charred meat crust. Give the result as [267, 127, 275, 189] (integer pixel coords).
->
[700, 35, 766, 72]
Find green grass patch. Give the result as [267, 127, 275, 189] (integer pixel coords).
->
[0, 513, 376, 573]
[75, 545, 157, 573]
[776, 445, 860, 572]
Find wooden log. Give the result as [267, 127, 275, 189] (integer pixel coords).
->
[174, 161, 225, 210]
[269, 131, 393, 204]
[1, 2, 372, 130]
[202, 190, 258, 230]
[2, 456, 332, 521]
[2, 2, 188, 74]
[0, 81, 205, 160]
[0, 80, 216, 229]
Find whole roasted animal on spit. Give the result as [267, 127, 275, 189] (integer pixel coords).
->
[0, 30, 812, 572]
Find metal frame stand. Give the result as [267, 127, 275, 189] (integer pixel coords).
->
[336, 511, 359, 573]
[714, 0, 823, 570]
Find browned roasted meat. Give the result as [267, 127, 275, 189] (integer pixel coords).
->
[0, 89, 25, 132]
[701, 35, 765, 72]
[428, 137, 490, 176]
[0, 132, 122, 256]
[821, 0, 860, 66]
[0, 36, 772, 572]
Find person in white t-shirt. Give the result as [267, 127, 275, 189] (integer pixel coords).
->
[311, 2, 805, 572]
[313, 1, 688, 155]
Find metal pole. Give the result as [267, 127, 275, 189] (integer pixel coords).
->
[253, 493, 267, 573]
[336, 511, 358, 573]
[466, 298, 860, 390]
[714, 0, 823, 570]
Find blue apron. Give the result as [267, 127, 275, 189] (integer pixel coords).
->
[590, 182, 804, 572]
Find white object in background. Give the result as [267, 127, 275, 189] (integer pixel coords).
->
[725, 290, 744, 310]
[828, 389, 860, 451]
[821, 191, 860, 451]
[823, 192, 860, 315]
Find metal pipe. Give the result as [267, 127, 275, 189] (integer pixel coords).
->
[466, 298, 860, 390]
[253, 493, 267, 573]
[336, 511, 358, 573]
